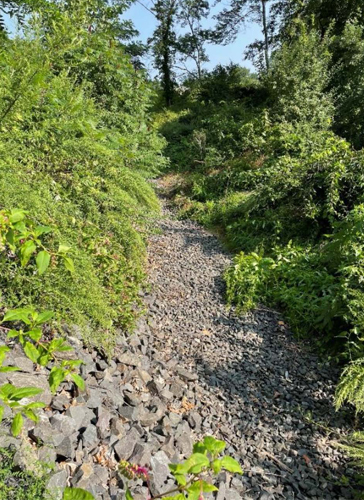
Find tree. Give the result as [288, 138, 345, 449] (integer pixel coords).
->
[148, 0, 178, 106]
[213, 0, 297, 71]
[176, 0, 210, 79]
[302, 0, 364, 37]
[0, 0, 44, 33]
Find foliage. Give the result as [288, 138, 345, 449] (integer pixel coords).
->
[119, 436, 242, 499]
[336, 359, 364, 414]
[0, 4, 166, 346]
[0, 308, 84, 436]
[0, 208, 73, 275]
[331, 21, 364, 148]
[266, 23, 334, 130]
[0, 447, 48, 500]
[149, 0, 178, 106]
[62, 488, 95, 500]
[175, 0, 210, 79]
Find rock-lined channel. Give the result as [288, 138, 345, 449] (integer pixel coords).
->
[0, 196, 356, 500]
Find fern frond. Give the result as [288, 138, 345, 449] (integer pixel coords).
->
[336, 358, 364, 413]
[338, 432, 364, 468]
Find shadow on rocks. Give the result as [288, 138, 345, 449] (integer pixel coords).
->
[192, 308, 356, 499]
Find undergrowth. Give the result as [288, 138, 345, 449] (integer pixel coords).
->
[0, 447, 48, 500]
[0, 3, 166, 348]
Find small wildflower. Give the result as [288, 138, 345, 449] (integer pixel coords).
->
[119, 461, 149, 481]
[136, 466, 149, 479]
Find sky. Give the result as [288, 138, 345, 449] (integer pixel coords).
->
[122, 1, 263, 74]
[4, 1, 264, 75]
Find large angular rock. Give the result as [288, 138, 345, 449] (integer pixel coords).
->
[114, 427, 140, 461]
[81, 424, 99, 449]
[55, 436, 76, 460]
[117, 353, 141, 367]
[31, 418, 55, 445]
[96, 407, 112, 440]
[50, 414, 77, 437]
[66, 405, 95, 430]
[45, 470, 68, 500]
[149, 451, 171, 496]
[175, 367, 198, 382]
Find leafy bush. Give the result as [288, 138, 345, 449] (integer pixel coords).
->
[0, 307, 85, 436]
[0, 6, 166, 347]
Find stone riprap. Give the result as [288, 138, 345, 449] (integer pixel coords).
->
[0, 198, 356, 500]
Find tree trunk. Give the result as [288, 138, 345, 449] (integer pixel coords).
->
[261, 0, 270, 71]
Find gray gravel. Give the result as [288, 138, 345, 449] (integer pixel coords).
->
[142, 197, 356, 499]
[0, 195, 357, 500]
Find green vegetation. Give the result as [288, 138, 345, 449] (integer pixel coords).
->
[152, 0, 364, 481]
[0, 447, 48, 500]
[0, 0, 166, 348]
[120, 435, 242, 500]
[2, 0, 364, 495]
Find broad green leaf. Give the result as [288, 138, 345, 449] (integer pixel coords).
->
[125, 490, 133, 500]
[164, 496, 184, 500]
[185, 453, 210, 474]
[174, 473, 187, 486]
[169, 462, 190, 475]
[58, 244, 71, 254]
[24, 342, 40, 364]
[9, 209, 26, 223]
[63, 256, 75, 273]
[193, 441, 207, 454]
[7, 329, 20, 339]
[63, 487, 95, 500]
[34, 226, 52, 237]
[6, 229, 15, 247]
[36, 310, 54, 325]
[64, 360, 83, 369]
[20, 240, 37, 267]
[211, 459, 223, 474]
[0, 383, 16, 399]
[203, 436, 226, 455]
[0, 346, 9, 365]
[11, 412, 23, 437]
[24, 409, 39, 423]
[27, 328, 42, 342]
[36, 250, 51, 275]
[221, 456, 243, 474]
[186, 480, 218, 500]
[0, 405, 4, 423]
[24, 402, 46, 409]
[70, 373, 85, 391]
[57, 344, 73, 352]
[9, 386, 43, 401]
[200, 481, 218, 493]
[0, 366, 20, 373]
[3, 308, 33, 325]
[38, 354, 51, 366]
[49, 367, 66, 394]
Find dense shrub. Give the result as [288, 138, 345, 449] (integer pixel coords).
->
[0, 6, 165, 347]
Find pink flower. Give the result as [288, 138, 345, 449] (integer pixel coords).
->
[136, 466, 149, 478]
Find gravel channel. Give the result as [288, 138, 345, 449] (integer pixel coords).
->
[142, 198, 356, 499]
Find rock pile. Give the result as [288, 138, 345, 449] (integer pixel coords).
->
[0, 199, 357, 499]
